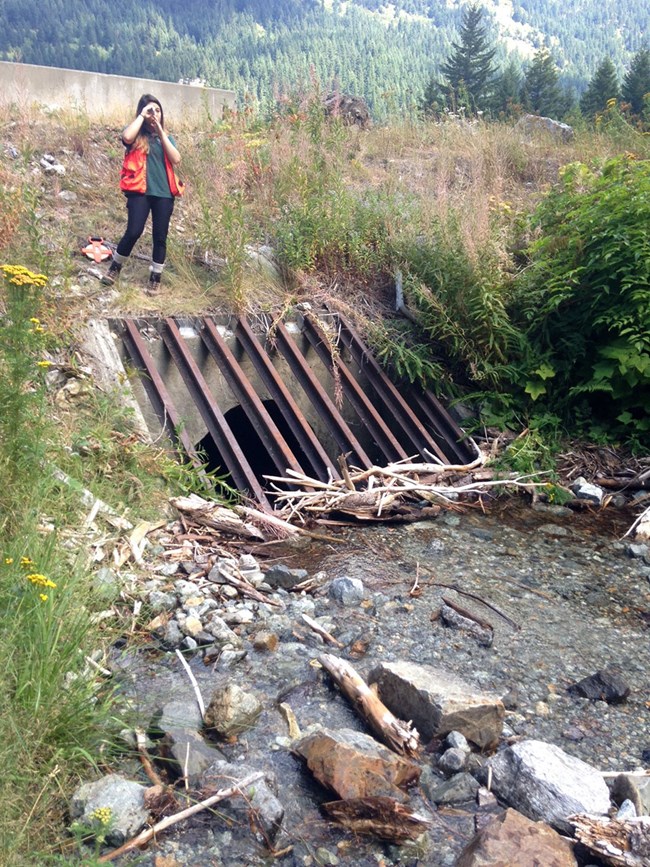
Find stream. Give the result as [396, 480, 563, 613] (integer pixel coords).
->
[108, 500, 650, 866]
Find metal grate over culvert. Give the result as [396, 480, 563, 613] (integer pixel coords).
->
[116, 312, 473, 511]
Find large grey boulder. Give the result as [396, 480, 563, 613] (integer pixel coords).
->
[70, 774, 148, 846]
[515, 113, 574, 142]
[367, 661, 504, 749]
[487, 740, 611, 832]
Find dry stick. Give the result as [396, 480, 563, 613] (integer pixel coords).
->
[238, 504, 343, 544]
[135, 729, 164, 787]
[97, 772, 264, 863]
[431, 582, 520, 631]
[175, 649, 205, 721]
[217, 566, 284, 608]
[301, 613, 344, 648]
[319, 653, 420, 757]
[442, 595, 494, 633]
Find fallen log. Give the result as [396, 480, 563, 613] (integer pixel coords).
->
[324, 796, 431, 843]
[318, 653, 420, 757]
[570, 814, 650, 866]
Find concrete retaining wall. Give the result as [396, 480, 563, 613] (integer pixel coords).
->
[0, 61, 237, 125]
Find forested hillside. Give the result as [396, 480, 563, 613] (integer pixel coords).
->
[1, 0, 648, 114]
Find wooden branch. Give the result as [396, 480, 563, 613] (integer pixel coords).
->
[135, 729, 164, 787]
[216, 565, 284, 608]
[175, 649, 206, 720]
[318, 653, 420, 757]
[301, 613, 344, 648]
[97, 772, 264, 862]
[324, 796, 431, 843]
[441, 595, 494, 633]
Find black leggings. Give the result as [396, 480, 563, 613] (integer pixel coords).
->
[116, 194, 175, 264]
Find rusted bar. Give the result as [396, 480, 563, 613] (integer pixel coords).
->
[119, 320, 203, 468]
[333, 313, 450, 463]
[160, 318, 272, 510]
[273, 321, 373, 470]
[408, 390, 474, 464]
[234, 317, 339, 483]
[301, 315, 410, 464]
[200, 318, 304, 479]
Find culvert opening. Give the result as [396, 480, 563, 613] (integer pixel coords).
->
[115, 314, 474, 509]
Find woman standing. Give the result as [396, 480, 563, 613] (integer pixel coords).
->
[103, 93, 183, 292]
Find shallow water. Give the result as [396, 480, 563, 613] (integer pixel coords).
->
[110, 501, 650, 866]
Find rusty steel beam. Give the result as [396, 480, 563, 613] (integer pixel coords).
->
[119, 320, 203, 468]
[234, 317, 339, 483]
[407, 390, 474, 464]
[160, 318, 271, 510]
[333, 313, 450, 463]
[200, 318, 305, 480]
[273, 320, 373, 469]
[301, 315, 410, 464]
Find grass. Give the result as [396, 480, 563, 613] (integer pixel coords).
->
[0, 94, 648, 861]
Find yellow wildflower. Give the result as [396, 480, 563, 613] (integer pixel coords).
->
[5, 557, 13, 565]
[90, 806, 113, 825]
[39, 594, 48, 602]
[20, 556, 34, 567]
[26, 573, 57, 589]
[36, 360, 53, 368]
[0, 264, 48, 287]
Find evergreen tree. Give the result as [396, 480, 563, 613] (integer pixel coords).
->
[438, 4, 497, 114]
[491, 59, 523, 117]
[522, 49, 564, 117]
[580, 57, 619, 117]
[621, 47, 650, 115]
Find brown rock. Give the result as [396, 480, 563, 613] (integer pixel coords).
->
[204, 683, 262, 737]
[295, 727, 420, 802]
[367, 661, 504, 750]
[456, 808, 578, 866]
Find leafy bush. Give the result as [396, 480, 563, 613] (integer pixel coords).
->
[513, 156, 650, 444]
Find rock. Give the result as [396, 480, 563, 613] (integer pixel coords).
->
[515, 113, 575, 142]
[148, 590, 177, 612]
[324, 92, 371, 128]
[568, 667, 631, 704]
[263, 563, 308, 590]
[203, 614, 243, 648]
[438, 746, 468, 775]
[423, 771, 479, 805]
[628, 542, 650, 562]
[328, 576, 366, 606]
[57, 189, 77, 202]
[70, 774, 149, 846]
[161, 619, 184, 648]
[92, 567, 120, 601]
[617, 798, 638, 820]
[486, 740, 611, 832]
[204, 683, 262, 737]
[159, 728, 224, 784]
[367, 661, 504, 749]
[200, 759, 284, 843]
[569, 477, 604, 506]
[611, 774, 650, 816]
[456, 808, 578, 866]
[635, 515, 650, 542]
[295, 727, 420, 801]
[154, 699, 204, 734]
[251, 630, 279, 651]
[446, 731, 470, 752]
[440, 604, 493, 647]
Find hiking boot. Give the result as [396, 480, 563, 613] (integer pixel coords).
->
[146, 271, 161, 294]
[101, 260, 122, 285]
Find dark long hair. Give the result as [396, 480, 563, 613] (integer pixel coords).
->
[132, 94, 165, 153]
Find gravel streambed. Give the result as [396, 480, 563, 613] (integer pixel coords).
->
[102, 501, 650, 866]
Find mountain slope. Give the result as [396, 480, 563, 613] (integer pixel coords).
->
[1, 0, 647, 114]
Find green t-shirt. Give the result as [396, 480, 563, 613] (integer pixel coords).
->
[145, 134, 176, 197]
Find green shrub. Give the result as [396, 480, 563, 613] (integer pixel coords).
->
[513, 156, 650, 444]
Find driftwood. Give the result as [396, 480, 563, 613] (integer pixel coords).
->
[570, 814, 650, 866]
[266, 452, 547, 522]
[98, 771, 264, 862]
[214, 564, 284, 608]
[301, 613, 344, 647]
[171, 495, 265, 540]
[318, 653, 420, 757]
[324, 797, 431, 843]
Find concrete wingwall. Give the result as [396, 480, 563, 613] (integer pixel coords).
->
[0, 61, 237, 126]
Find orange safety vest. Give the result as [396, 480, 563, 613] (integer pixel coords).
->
[119, 145, 184, 197]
